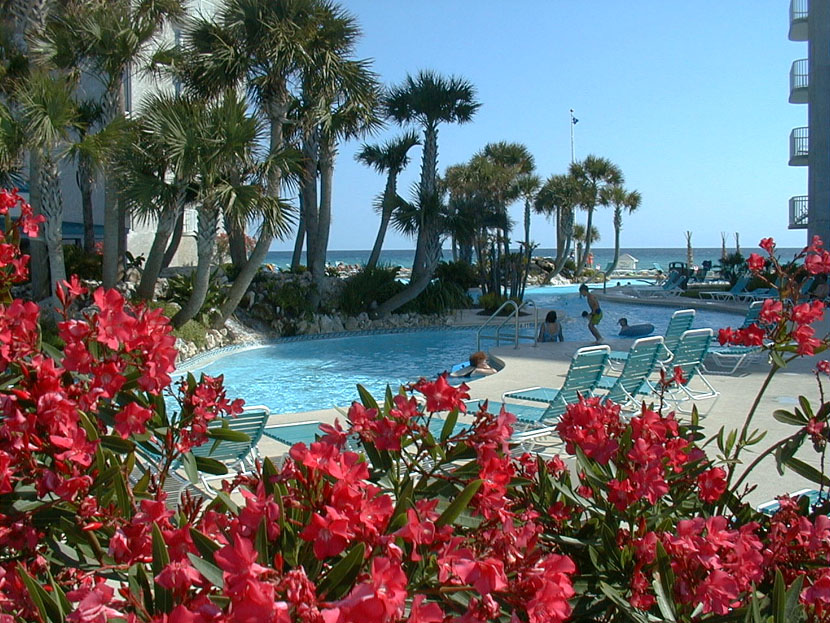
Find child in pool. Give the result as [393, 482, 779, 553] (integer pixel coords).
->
[538, 310, 564, 342]
[579, 283, 603, 343]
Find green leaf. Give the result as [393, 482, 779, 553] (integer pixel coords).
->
[356, 384, 379, 411]
[181, 451, 198, 484]
[772, 569, 786, 623]
[773, 409, 808, 426]
[113, 469, 131, 516]
[194, 456, 229, 476]
[17, 564, 63, 623]
[189, 528, 220, 560]
[435, 479, 482, 527]
[798, 395, 815, 419]
[151, 523, 172, 613]
[652, 543, 677, 622]
[207, 428, 250, 442]
[255, 518, 269, 565]
[770, 349, 787, 369]
[262, 457, 279, 497]
[783, 456, 830, 486]
[440, 410, 458, 442]
[187, 553, 224, 589]
[318, 543, 365, 600]
[100, 435, 135, 453]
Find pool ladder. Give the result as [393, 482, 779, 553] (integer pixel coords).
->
[476, 300, 539, 351]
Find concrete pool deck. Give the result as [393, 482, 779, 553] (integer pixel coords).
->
[251, 299, 829, 508]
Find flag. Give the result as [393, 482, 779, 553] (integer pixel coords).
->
[572, 117, 579, 125]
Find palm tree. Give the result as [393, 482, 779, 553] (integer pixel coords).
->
[515, 173, 540, 256]
[385, 70, 480, 284]
[356, 130, 420, 269]
[119, 93, 206, 301]
[534, 173, 580, 280]
[185, 0, 359, 327]
[569, 154, 622, 276]
[600, 184, 641, 276]
[572, 223, 600, 274]
[18, 69, 79, 298]
[39, 0, 187, 287]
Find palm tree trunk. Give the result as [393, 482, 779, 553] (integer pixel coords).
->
[102, 84, 125, 288]
[301, 128, 321, 303]
[523, 199, 531, 252]
[291, 205, 305, 270]
[314, 138, 335, 291]
[27, 151, 50, 302]
[367, 172, 396, 269]
[172, 205, 218, 328]
[40, 150, 66, 297]
[161, 209, 185, 270]
[575, 206, 594, 277]
[77, 153, 96, 254]
[213, 95, 288, 327]
[137, 191, 184, 300]
[606, 207, 622, 276]
[226, 215, 248, 269]
[411, 125, 438, 281]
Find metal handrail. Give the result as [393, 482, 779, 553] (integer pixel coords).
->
[476, 299, 539, 350]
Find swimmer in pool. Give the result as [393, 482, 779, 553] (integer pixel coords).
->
[450, 351, 497, 377]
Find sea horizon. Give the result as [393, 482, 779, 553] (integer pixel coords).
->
[265, 246, 803, 272]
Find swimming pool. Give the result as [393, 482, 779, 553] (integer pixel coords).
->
[523, 288, 738, 343]
[188, 293, 740, 413]
[191, 329, 480, 415]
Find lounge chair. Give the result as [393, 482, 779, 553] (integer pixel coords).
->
[699, 274, 751, 301]
[657, 328, 719, 414]
[609, 309, 695, 368]
[594, 336, 665, 410]
[502, 345, 611, 411]
[757, 488, 828, 515]
[702, 301, 766, 375]
[265, 420, 328, 446]
[186, 406, 270, 486]
[625, 272, 685, 298]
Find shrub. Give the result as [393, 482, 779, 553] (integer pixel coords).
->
[172, 318, 208, 348]
[264, 279, 316, 319]
[402, 280, 472, 315]
[478, 291, 508, 313]
[434, 260, 479, 289]
[338, 264, 404, 315]
[165, 268, 226, 322]
[62, 245, 102, 281]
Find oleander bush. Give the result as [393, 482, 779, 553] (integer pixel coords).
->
[3, 185, 830, 622]
[338, 265, 405, 315]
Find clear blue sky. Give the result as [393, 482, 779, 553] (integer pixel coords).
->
[271, 1, 807, 252]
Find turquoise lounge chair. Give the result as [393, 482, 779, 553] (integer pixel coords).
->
[609, 309, 695, 367]
[703, 302, 766, 375]
[757, 488, 828, 515]
[658, 329, 718, 413]
[595, 336, 665, 410]
[699, 274, 751, 301]
[502, 345, 611, 412]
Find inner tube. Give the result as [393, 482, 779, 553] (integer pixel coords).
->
[619, 323, 655, 338]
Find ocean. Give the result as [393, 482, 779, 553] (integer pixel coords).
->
[264, 247, 803, 272]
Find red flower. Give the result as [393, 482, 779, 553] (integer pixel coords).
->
[817, 360, 830, 375]
[793, 324, 822, 356]
[113, 402, 153, 438]
[759, 299, 783, 325]
[747, 253, 765, 273]
[415, 373, 469, 413]
[697, 467, 727, 503]
[760, 237, 776, 254]
[805, 250, 830, 274]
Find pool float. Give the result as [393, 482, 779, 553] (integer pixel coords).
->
[618, 318, 655, 338]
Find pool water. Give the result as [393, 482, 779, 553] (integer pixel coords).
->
[192, 329, 480, 414]
[189, 293, 741, 413]
[523, 288, 738, 343]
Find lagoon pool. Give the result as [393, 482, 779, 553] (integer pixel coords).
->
[188, 297, 741, 413]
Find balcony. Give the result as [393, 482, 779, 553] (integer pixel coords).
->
[790, 126, 809, 165]
[789, 0, 808, 41]
[790, 59, 809, 103]
[789, 195, 808, 229]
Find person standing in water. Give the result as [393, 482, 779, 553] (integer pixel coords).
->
[579, 283, 603, 343]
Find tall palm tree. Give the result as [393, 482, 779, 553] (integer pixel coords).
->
[572, 223, 600, 274]
[356, 131, 420, 269]
[569, 154, 622, 276]
[185, 0, 358, 327]
[515, 173, 540, 256]
[534, 173, 580, 280]
[18, 69, 79, 298]
[39, 0, 187, 287]
[119, 93, 206, 301]
[600, 184, 641, 276]
[385, 70, 480, 285]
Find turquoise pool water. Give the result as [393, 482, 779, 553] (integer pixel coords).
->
[189, 296, 740, 413]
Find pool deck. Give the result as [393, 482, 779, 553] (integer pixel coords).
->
[249, 295, 828, 508]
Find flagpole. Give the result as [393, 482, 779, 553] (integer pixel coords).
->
[569, 108, 576, 163]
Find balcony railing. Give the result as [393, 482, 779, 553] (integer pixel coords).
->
[789, 195, 808, 229]
[790, 59, 809, 103]
[790, 126, 809, 165]
[789, 0, 808, 41]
